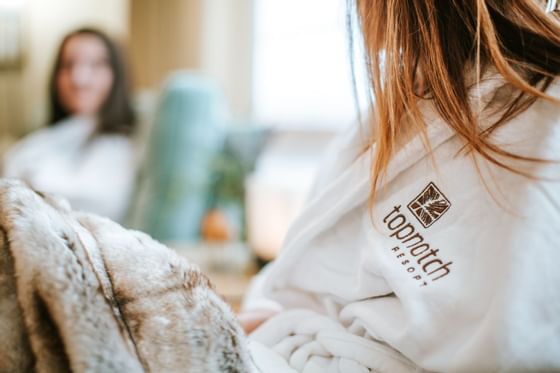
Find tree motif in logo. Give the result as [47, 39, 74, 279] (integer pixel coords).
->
[407, 182, 451, 228]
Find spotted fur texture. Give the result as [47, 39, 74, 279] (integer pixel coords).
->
[0, 179, 251, 373]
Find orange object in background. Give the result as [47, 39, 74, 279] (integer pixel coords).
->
[201, 208, 232, 242]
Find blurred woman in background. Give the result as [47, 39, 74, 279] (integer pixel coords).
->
[3, 28, 137, 222]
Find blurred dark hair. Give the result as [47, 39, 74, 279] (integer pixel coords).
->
[48, 28, 136, 135]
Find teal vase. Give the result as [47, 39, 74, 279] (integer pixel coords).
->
[131, 72, 227, 243]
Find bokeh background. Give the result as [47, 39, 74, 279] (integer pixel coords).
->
[0, 0, 366, 308]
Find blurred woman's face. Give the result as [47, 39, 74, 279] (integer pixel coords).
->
[56, 34, 114, 117]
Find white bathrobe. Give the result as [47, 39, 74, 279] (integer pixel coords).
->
[3, 116, 137, 222]
[244, 77, 560, 372]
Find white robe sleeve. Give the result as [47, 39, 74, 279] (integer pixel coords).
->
[241, 263, 284, 313]
[3, 127, 137, 223]
[241, 122, 363, 314]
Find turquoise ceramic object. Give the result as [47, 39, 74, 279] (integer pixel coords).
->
[131, 72, 227, 242]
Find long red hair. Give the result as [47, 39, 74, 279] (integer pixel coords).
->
[351, 0, 560, 205]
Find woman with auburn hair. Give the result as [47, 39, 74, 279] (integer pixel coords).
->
[241, 1, 560, 372]
[3, 28, 137, 222]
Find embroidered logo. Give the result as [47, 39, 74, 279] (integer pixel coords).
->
[407, 182, 451, 228]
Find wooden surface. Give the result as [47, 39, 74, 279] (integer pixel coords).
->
[171, 242, 257, 311]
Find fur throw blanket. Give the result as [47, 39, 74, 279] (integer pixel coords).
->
[0, 179, 251, 373]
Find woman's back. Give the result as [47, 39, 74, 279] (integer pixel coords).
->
[243, 72, 560, 373]
[359, 78, 560, 371]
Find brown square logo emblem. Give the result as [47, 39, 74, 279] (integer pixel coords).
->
[407, 182, 451, 228]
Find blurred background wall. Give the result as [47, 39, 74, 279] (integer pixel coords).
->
[130, 0, 254, 118]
